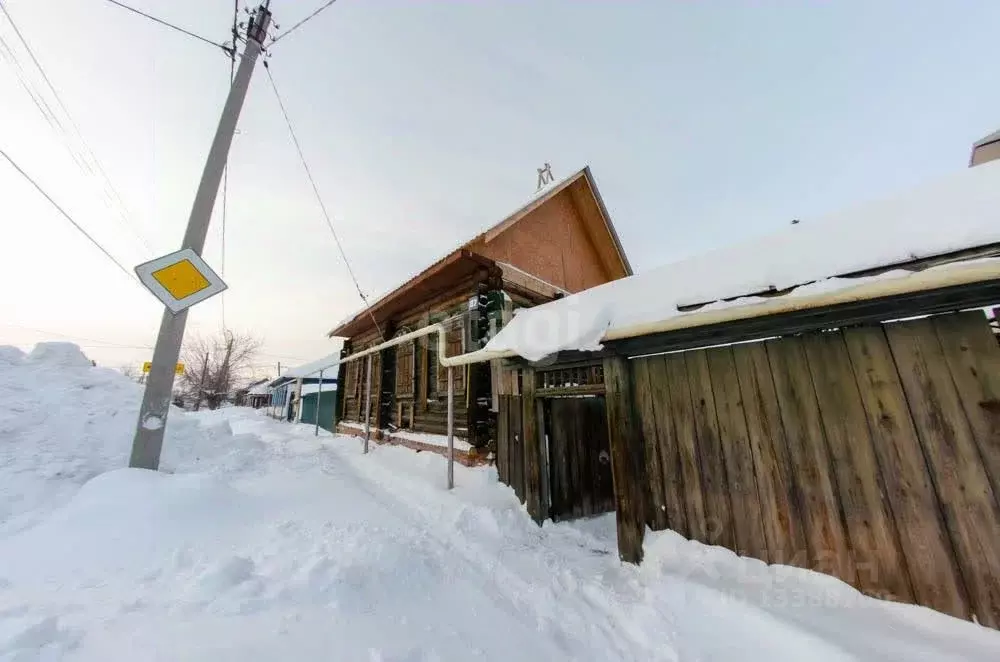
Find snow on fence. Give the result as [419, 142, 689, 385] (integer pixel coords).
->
[497, 308, 1000, 629]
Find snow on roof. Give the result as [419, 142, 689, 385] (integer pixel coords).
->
[485, 160, 1000, 360]
[248, 384, 271, 396]
[496, 261, 570, 295]
[298, 382, 337, 396]
[285, 350, 343, 378]
[973, 128, 1000, 148]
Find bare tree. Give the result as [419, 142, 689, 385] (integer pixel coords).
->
[179, 330, 262, 410]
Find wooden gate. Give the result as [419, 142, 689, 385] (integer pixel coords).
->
[497, 362, 609, 523]
[546, 397, 615, 521]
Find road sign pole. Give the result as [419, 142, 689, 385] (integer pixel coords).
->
[129, 4, 273, 470]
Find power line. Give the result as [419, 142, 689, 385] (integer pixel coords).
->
[103, 0, 230, 54]
[1, 147, 139, 285]
[258, 352, 308, 362]
[0, 323, 152, 350]
[220, 0, 239, 331]
[270, 0, 338, 46]
[264, 64, 384, 340]
[0, 3, 153, 255]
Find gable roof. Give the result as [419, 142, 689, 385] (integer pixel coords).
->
[327, 166, 629, 338]
[974, 128, 1000, 148]
[469, 166, 632, 275]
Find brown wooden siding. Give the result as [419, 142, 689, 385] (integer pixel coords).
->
[468, 191, 611, 293]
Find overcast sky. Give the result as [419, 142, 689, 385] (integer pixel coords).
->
[2, 0, 998, 377]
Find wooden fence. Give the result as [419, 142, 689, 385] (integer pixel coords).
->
[496, 310, 1000, 627]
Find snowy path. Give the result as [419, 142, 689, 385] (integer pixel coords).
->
[2, 345, 1000, 661]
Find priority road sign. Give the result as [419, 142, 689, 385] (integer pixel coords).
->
[135, 248, 227, 314]
[142, 362, 185, 375]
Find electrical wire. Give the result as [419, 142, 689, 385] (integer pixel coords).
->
[264, 64, 384, 340]
[103, 0, 229, 53]
[258, 352, 308, 362]
[1, 147, 140, 285]
[270, 0, 338, 46]
[0, 323, 153, 349]
[220, 0, 239, 331]
[0, 3, 153, 255]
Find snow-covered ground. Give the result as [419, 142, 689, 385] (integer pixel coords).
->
[2, 343, 999, 661]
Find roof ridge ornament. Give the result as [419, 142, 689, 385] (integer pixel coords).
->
[536, 162, 554, 191]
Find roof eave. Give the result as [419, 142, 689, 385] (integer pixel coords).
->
[327, 249, 496, 339]
[582, 166, 633, 276]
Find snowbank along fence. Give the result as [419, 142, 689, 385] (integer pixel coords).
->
[497, 308, 1000, 628]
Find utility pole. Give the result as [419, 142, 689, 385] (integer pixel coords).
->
[129, 2, 273, 470]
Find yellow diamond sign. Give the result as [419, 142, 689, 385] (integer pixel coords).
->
[142, 362, 185, 374]
[152, 260, 211, 300]
[135, 248, 227, 313]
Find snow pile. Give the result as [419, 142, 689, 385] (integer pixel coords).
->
[2, 343, 999, 660]
[0, 343, 262, 535]
[487, 161, 1000, 360]
[25, 342, 95, 368]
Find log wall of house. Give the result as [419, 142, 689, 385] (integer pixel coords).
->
[339, 283, 477, 438]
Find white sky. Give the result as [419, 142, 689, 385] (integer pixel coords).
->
[2, 0, 999, 378]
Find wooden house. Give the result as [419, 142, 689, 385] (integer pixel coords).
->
[329, 167, 631, 449]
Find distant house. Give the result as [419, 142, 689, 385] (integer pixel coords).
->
[244, 379, 271, 409]
[267, 374, 337, 425]
[328, 166, 632, 452]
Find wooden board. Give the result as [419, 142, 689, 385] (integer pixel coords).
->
[603, 356, 648, 563]
[707, 346, 768, 561]
[585, 397, 616, 515]
[548, 399, 574, 519]
[766, 337, 856, 585]
[932, 311, 1000, 513]
[497, 395, 509, 484]
[843, 326, 969, 618]
[684, 350, 734, 549]
[803, 332, 913, 603]
[647, 356, 688, 536]
[632, 358, 669, 530]
[732, 342, 806, 567]
[886, 318, 1000, 628]
[521, 368, 544, 523]
[510, 395, 524, 503]
[664, 354, 707, 541]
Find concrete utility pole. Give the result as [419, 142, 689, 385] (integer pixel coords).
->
[129, 3, 273, 470]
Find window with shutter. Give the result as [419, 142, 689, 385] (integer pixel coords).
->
[396, 341, 414, 397]
[437, 324, 465, 394]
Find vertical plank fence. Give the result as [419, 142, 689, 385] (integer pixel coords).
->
[622, 311, 1000, 627]
[494, 310, 1000, 627]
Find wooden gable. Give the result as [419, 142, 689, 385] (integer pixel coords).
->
[328, 166, 630, 338]
[464, 168, 630, 293]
